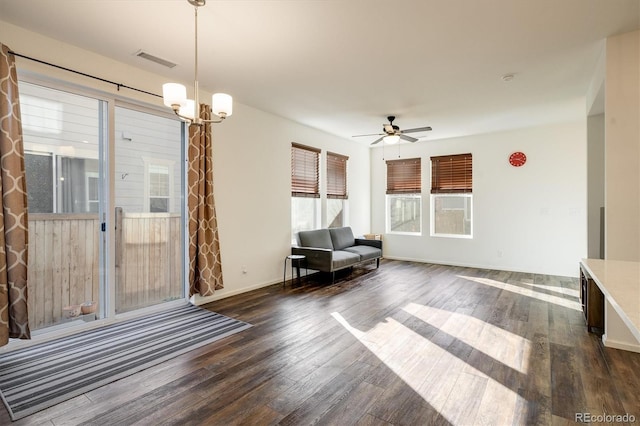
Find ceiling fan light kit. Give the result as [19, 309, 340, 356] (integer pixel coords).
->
[353, 115, 432, 145]
[162, 0, 233, 125]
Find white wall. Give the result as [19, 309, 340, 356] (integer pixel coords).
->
[370, 121, 588, 277]
[585, 30, 640, 352]
[587, 113, 605, 259]
[605, 30, 640, 261]
[0, 21, 371, 302]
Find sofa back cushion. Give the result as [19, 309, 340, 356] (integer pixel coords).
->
[329, 227, 355, 250]
[298, 229, 334, 250]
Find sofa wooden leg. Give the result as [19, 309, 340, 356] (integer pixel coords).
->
[376, 258, 380, 268]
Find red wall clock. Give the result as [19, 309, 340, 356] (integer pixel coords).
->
[509, 151, 527, 167]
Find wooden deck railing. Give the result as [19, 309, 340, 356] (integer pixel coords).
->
[27, 210, 183, 330]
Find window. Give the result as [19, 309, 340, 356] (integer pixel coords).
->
[148, 164, 170, 212]
[24, 154, 100, 213]
[86, 172, 99, 213]
[18, 78, 187, 329]
[20, 79, 102, 215]
[24, 152, 54, 213]
[291, 143, 320, 237]
[327, 152, 348, 228]
[139, 158, 175, 213]
[430, 153, 473, 238]
[386, 158, 421, 234]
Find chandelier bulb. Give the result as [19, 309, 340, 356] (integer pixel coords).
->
[162, 0, 233, 125]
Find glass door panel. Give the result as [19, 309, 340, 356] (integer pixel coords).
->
[114, 106, 184, 314]
[20, 82, 104, 330]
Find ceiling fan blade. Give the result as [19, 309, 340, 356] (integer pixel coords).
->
[383, 124, 394, 133]
[353, 132, 384, 137]
[402, 126, 432, 134]
[399, 134, 418, 143]
[370, 136, 385, 145]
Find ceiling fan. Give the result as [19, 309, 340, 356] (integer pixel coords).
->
[352, 116, 432, 145]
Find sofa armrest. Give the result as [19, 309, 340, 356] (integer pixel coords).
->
[291, 246, 333, 272]
[355, 238, 382, 250]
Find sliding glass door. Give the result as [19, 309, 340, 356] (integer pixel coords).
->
[20, 80, 186, 331]
[113, 105, 185, 315]
[21, 81, 105, 330]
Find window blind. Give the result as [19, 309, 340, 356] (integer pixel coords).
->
[386, 158, 421, 194]
[291, 143, 320, 198]
[327, 152, 348, 199]
[430, 153, 472, 193]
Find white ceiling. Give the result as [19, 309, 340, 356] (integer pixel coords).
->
[1, 0, 639, 144]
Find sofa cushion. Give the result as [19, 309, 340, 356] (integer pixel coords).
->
[298, 229, 334, 250]
[329, 227, 355, 250]
[332, 250, 361, 270]
[344, 245, 381, 261]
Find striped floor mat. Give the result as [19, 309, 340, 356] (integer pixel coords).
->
[0, 303, 251, 421]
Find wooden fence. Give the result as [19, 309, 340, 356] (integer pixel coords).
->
[115, 208, 183, 314]
[27, 211, 183, 330]
[27, 214, 100, 330]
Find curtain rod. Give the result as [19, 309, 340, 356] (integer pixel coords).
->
[8, 50, 162, 99]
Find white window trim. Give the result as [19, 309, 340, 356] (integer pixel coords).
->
[430, 193, 473, 239]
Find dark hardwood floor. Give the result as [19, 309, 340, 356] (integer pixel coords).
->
[2, 260, 640, 425]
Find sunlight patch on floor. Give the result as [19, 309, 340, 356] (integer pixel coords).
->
[529, 282, 579, 298]
[459, 275, 582, 311]
[402, 303, 531, 375]
[331, 310, 527, 424]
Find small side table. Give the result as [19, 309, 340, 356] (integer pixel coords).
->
[283, 254, 306, 287]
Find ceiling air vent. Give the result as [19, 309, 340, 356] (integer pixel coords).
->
[134, 50, 177, 69]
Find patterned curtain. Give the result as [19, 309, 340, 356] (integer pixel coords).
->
[187, 104, 223, 297]
[0, 43, 30, 346]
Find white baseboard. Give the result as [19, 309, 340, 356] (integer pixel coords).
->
[191, 278, 282, 306]
[602, 334, 640, 353]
